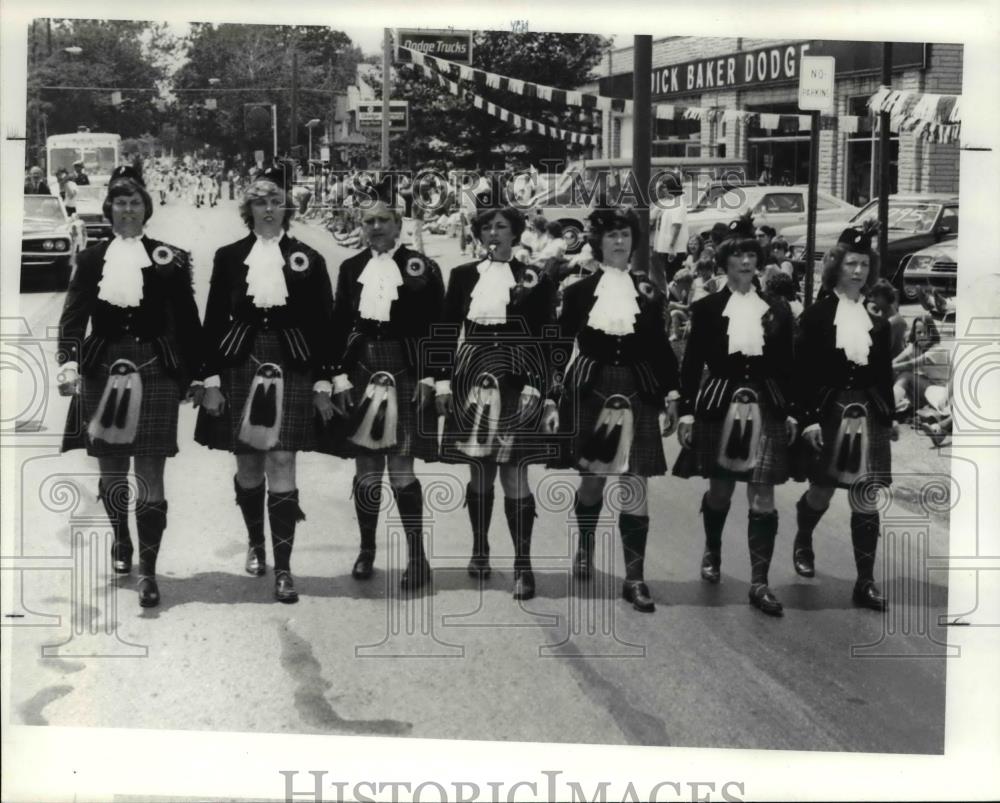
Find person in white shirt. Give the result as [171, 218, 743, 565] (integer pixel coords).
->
[651, 173, 689, 285]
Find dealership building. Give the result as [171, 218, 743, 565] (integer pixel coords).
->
[592, 38, 963, 206]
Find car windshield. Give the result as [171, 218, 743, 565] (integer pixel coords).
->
[853, 201, 942, 234]
[692, 185, 750, 211]
[23, 196, 66, 224]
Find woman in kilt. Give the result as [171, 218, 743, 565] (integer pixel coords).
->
[57, 168, 202, 608]
[434, 188, 559, 600]
[674, 214, 798, 616]
[554, 206, 679, 613]
[790, 224, 896, 611]
[195, 167, 334, 604]
[327, 178, 444, 591]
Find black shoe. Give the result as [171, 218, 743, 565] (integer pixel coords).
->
[352, 549, 375, 580]
[700, 550, 721, 583]
[274, 570, 299, 603]
[112, 542, 133, 575]
[853, 580, 888, 611]
[512, 569, 535, 601]
[792, 546, 815, 578]
[400, 560, 431, 592]
[137, 575, 160, 608]
[748, 584, 783, 616]
[467, 555, 491, 578]
[245, 547, 266, 577]
[573, 548, 593, 580]
[622, 580, 655, 613]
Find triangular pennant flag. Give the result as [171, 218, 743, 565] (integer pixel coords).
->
[655, 104, 674, 119]
[798, 115, 811, 131]
[759, 113, 780, 130]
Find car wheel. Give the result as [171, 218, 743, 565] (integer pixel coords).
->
[561, 221, 585, 254]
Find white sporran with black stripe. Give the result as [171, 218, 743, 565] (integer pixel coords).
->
[829, 402, 869, 486]
[89, 359, 143, 445]
[350, 371, 399, 450]
[578, 394, 634, 475]
[238, 362, 284, 450]
[717, 387, 763, 473]
[456, 372, 502, 458]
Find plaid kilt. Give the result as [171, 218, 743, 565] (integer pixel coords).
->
[438, 366, 553, 466]
[194, 330, 317, 454]
[320, 338, 436, 460]
[62, 338, 180, 457]
[554, 363, 667, 477]
[673, 381, 790, 485]
[791, 388, 893, 490]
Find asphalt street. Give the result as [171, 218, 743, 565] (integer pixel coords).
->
[6, 195, 953, 753]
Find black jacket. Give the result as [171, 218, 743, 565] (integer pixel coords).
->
[201, 233, 334, 380]
[679, 286, 795, 418]
[330, 245, 445, 376]
[58, 237, 202, 387]
[24, 180, 52, 195]
[439, 258, 558, 390]
[795, 293, 895, 427]
[556, 269, 679, 403]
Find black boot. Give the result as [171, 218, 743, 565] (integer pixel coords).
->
[352, 475, 382, 580]
[268, 489, 305, 603]
[620, 513, 654, 613]
[234, 476, 266, 576]
[466, 482, 494, 578]
[394, 480, 430, 591]
[700, 492, 730, 583]
[793, 492, 827, 578]
[747, 510, 782, 616]
[135, 500, 167, 608]
[505, 495, 536, 600]
[573, 493, 603, 580]
[851, 512, 888, 611]
[99, 478, 132, 574]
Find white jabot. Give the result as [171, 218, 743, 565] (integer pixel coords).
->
[244, 234, 288, 309]
[834, 290, 874, 365]
[98, 236, 150, 308]
[587, 265, 641, 336]
[358, 247, 403, 321]
[467, 259, 516, 323]
[722, 288, 770, 356]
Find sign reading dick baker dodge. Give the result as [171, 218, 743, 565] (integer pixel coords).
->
[396, 29, 473, 64]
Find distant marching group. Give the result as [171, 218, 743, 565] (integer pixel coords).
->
[56, 164, 896, 619]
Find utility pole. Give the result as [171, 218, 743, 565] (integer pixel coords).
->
[877, 43, 893, 276]
[381, 28, 391, 169]
[632, 36, 652, 281]
[290, 45, 299, 155]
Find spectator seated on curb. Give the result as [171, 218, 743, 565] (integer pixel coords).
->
[666, 268, 694, 341]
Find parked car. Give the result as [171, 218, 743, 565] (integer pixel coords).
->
[786, 193, 959, 300]
[73, 184, 113, 242]
[900, 238, 957, 300]
[21, 194, 83, 290]
[686, 184, 859, 239]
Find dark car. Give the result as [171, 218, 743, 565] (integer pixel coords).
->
[785, 193, 959, 300]
[21, 194, 83, 290]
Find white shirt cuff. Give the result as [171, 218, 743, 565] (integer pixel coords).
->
[665, 390, 680, 402]
[420, 377, 435, 388]
[62, 361, 79, 372]
[679, 414, 695, 425]
[803, 423, 820, 435]
[204, 375, 222, 388]
[313, 380, 333, 394]
[435, 379, 452, 396]
[333, 374, 353, 393]
[521, 385, 540, 398]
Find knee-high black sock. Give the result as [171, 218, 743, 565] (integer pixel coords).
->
[268, 490, 305, 573]
[353, 475, 382, 554]
[574, 492, 603, 563]
[850, 511, 880, 583]
[234, 475, 266, 555]
[393, 480, 426, 565]
[748, 510, 779, 587]
[701, 492, 730, 555]
[98, 477, 132, 558]
[794, 492, 828, 555]
[135, 500, 168, 577]
[619, 513, 650, 582]
[504, 495, 536, 571]
[466, 482, 495, 560]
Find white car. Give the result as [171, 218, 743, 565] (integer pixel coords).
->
[686, 184, 859, 238]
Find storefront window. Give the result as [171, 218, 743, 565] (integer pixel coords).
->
[652, 116, 700, 158]
[745, 103, 810, 185]
[844, 95, 898, 207]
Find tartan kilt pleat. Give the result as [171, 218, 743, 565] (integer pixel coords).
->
[194, 330, 317, 454]
[673, 381, 790, 485]
[62, 337, 180, 458]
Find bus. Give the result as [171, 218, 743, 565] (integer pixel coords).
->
[46, 130, 121, 188]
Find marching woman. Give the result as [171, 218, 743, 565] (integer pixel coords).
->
[673, 214, 798, 617]
[554, 205, 679, 613]
[57, 167, 203, 608]
[327, 177, 444, 590]
[790, 224, 895, 611]
[435, 187, 559, 600]
[195, 166, 334, 604]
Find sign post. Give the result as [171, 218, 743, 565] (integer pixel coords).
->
[798, 55, 835, 306]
